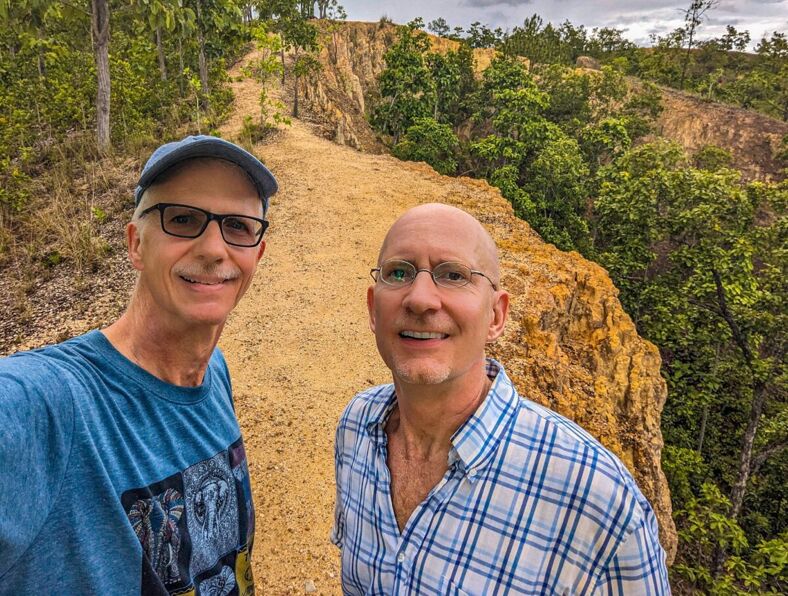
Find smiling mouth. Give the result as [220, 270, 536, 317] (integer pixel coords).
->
[180, 275, 232, 286]
[399, 331, 449, 340]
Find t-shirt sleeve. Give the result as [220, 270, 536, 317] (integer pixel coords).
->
[594, 501, 670, 595]
[0, 356, 75, 578]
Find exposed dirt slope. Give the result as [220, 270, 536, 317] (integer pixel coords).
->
[220, 49, 676, 592]
[0, 45, 677, 594]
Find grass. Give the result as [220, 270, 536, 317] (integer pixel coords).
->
[0, 133, 130, 279]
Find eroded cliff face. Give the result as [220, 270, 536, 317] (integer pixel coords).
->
[656, 87, 787, 181]
[301, 21, 504, 153]
[297, 20, 691, 562]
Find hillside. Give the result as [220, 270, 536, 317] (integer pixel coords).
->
[224, 49, 677, 591]
[301, 20, 787, 181]
[1, 40, 681, 595]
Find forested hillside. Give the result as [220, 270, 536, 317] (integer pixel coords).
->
[1, 2, 786, 593]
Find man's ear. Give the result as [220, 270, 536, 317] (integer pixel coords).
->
[256, 240, 266, 262]
[127, 221, 144, 272]
[486, 289, 510, 343]
[367, 285, 376, 333]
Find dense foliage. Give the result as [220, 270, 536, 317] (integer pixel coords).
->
[426, 11, 787, 122]
[371, 20, 787, 593]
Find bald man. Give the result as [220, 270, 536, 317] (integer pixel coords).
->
[331, 204, 670, 595]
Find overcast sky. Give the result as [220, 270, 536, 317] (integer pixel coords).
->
[340, 0, 787, 49]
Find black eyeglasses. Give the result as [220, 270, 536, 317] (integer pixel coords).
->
[371, 259, 497, 290]
[139, 203, 268, 247]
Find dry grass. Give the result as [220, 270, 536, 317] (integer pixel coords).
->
[0, 136, 138, 354]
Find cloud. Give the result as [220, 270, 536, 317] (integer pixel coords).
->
[461, 0, 534, 7]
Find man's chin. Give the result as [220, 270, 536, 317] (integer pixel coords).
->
[392, 362, 452, 386]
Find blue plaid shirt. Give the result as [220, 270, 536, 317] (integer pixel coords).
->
[331, 359, 670, 595]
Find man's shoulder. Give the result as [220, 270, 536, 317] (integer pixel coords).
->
[510, 394, 648, 515]
[0, 338, 89, 453]
[1, 337, 89, 392]
[337, 383, 394, 434]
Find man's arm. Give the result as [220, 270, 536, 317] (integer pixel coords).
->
[595, 505, 671, 595]
[0, 357, 75, 579]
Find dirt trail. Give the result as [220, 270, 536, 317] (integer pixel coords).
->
[207, 45, 679, 591]
[219, 52, 437, 593]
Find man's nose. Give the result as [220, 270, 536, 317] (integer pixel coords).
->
[402, 270, 442, 313]
[194, 220, 228, 259]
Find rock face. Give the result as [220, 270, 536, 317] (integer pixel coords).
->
[301, 21, 515, 154]
[576, 55, 601, 70]
[656, 86, 787, 181]
[297, 20, 700, 562]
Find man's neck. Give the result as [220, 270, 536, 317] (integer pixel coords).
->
[388, 363, 491, 460]
[102, 293, 223, 387]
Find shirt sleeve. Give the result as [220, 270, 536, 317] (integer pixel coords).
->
[594, 503, 671, 595]
[0, 356, 75, 579]
[329, 419, 345, 549]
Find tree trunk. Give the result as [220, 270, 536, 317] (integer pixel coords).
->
[293, 49, 300, 118]
[697, 405, 708, 454]
[729, 382, 767, 519]
[280, 45, 286, 84]
[293, 75, 299, 117]
[198, 41, 209, 96]
[92, 0, 111, 154]
[156, 26, 167, 81]
[195, 0, 210, 98]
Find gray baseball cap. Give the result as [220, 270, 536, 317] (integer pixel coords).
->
[134, 135, 278, 210]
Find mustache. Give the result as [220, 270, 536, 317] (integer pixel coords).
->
[173, 262, 241, 281]
[395, 315, 454, 334]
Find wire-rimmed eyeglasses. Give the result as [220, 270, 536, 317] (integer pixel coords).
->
[370, 259, 497, 290]
[139, 203, 268, 247]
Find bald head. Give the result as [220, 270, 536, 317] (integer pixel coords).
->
[378, 203, 501, 286]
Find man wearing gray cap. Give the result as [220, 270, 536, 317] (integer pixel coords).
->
[0, 135, 276, 594]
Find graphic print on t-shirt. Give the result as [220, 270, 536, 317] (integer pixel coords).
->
[121, 438, 254, 595]
[184, 451, 239, 577]
[127, 487, 186, 585]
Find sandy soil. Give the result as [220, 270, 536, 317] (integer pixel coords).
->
[0, 47, 676, 592]
[219, 52, 431, 593]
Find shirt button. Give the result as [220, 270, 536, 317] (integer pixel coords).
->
[397, 552, 406, 563]
[468, 469, 476, 479]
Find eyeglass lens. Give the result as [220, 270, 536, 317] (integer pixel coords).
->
[161, 205, 263, 247]
[379, 260, 473, 287]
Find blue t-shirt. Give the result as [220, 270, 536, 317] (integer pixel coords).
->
[0, 330, 255, 595]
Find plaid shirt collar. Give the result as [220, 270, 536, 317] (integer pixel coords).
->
[364, 358, 519, 480]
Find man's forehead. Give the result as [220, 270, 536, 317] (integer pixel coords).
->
[378, 204, 500, 282]
[381, 206, 487, 255]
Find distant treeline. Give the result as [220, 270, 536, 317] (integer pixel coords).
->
[371, 19, 787, 593]
[425, 12, 787, 122]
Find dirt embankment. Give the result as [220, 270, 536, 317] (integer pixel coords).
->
[2, 44, 679, 594]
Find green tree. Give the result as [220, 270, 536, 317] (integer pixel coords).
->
[392, 117, 459, 175]
[594, 143, 787, 549]
[679, 0, 719, 89]
[371, 19, 434, 143]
